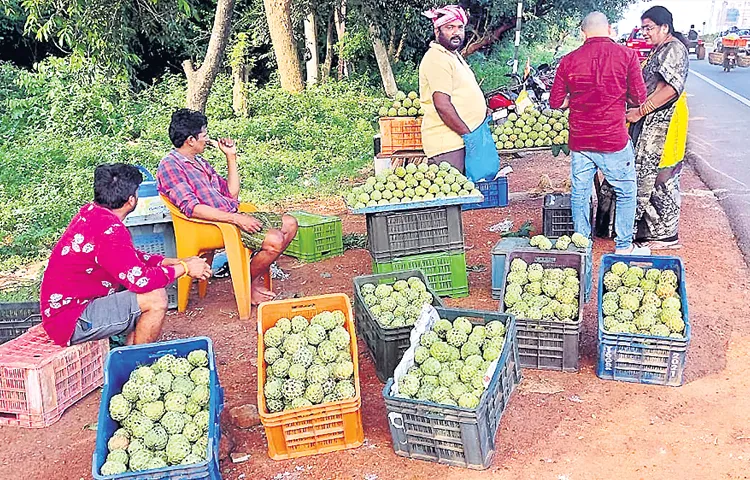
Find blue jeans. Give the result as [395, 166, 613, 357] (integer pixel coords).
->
[571, 142, 636, 250]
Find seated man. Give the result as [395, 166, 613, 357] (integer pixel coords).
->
[40, 164, 211, 347]
[157, 108, 298, 305]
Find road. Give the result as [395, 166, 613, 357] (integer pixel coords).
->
[685, 57, 750, 264]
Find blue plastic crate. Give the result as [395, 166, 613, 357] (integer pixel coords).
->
[92, 337, 224, 479]
[596, 255, 690, 387]
[129, 224, 178, 310]
[462, 177, 509, 211]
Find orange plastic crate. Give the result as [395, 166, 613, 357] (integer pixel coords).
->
[379, 117, 423, 156]
[0, 324, 108, 428]
[722, 37, 748, 48]
[257, 294, 364, 460]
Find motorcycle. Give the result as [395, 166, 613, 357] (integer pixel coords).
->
[485, 59, 559, 117]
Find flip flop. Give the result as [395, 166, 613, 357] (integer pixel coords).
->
[638, 240, 682, 251]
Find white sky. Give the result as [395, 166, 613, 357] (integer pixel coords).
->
[616, 0, 718, 34]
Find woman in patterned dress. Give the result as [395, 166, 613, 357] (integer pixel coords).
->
[625, 6, 690, 250]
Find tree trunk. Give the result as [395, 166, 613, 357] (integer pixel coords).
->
[232, 63, 249, 116]
[263, 0, 304, 93]
[462, 23, 514, 57]
[303, 10, 319, 85]
[183, 0, 236, 112]
[335, 0, 347, 78]
[370, 24, 398, 97]
[321, 14, 334, 82]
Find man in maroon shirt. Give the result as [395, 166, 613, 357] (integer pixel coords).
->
[40, 164, 211, 347]
[550, 12, 650, 255]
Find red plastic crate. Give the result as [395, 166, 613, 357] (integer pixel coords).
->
[0, 324, 108, 428]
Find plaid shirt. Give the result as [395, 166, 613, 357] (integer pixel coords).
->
[157, 150, 239, 217]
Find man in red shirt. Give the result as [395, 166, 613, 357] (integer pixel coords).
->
[550, 12, 650, 255]
[40, 164, 211, 347]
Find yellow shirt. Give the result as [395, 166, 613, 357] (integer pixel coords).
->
[419, 42, 487, 157]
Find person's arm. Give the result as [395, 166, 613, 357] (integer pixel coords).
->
[626, 53, 648, 107]
[433, 92, 471, 135]
[218, 138, 240, 199]
[549, 59, 568, 110]
[626, 81, 678, 123]
[190, 204, 262, 233]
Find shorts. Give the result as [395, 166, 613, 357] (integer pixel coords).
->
[239, 212, 284, 251]
[68, 290, 141, 346]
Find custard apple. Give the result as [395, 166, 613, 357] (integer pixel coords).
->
[164, 392, 187, 413]
[193, 410, 209, 432]
[336, 380, 356, 400]
[283, 379, 305, 400]
[109, 394, 132, 421]
[190, 385, 209, 406]
[187, 349, 209, 367]
[166, 434, 191, 464]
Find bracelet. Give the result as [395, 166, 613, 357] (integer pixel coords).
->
[178, 260, 189, 279]
[638, 100, 657, 117]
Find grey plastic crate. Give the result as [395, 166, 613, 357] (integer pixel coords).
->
[366, 205, 464, 262]
[128, 223, 178, 309]
[0, 302, 41, 344]
[497, 250, 585, 372]
[383, 308, 520, 469]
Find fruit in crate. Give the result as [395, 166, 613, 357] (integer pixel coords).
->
[503, 259, 580, 323]
[392, 316, 507, 408]
[345, 163, 481, 209]
[262, 310, 356, 413]
[359, 275, 435, 329]
[100, 349, 212, 475]
[600, 262, 685, 338]
[491, 108, 569, 150]
[529, 233, 589, 250]
[378, 90, 425, 117]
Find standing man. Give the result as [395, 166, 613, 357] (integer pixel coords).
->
[550, 12, 650, 255]
[687, 25, 699, 42]
[419, 5, 490, 175]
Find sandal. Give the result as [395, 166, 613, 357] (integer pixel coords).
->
[637, 240, 682, 251]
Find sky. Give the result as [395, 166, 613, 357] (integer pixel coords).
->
[615, 0, 719, 34]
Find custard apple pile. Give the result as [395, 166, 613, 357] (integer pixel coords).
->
[492, 108, 569, 150]
[601, 261, 685, 338]
[345, 162, 482, 209]
[101, 349, 212, 475]
[393, 316, 507, 409]
[378, 90, 425, 117]
[263, 310, 356, 413]
[503, 258, 580, 323]
[529, 233, 589, 251]
[359, 275, 435, 329]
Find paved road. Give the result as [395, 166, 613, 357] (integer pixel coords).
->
[686, 56, 750, 264]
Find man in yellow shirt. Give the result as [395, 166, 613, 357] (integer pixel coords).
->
[419, 5, 489, 173]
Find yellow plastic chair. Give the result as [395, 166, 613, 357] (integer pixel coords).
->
[160, 195, 271, 320]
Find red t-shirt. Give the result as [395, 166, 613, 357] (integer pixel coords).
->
[550, 37, 647, 153]
[40, 203, 178, 346]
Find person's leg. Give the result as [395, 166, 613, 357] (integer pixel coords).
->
[279, 214, 298, 250]
[428, 148, 466, 173]
[249, 229, 285, 304]
[570, 151, 598, 239]
[130, 289, 168, 344]
[596, 142, 640, 252]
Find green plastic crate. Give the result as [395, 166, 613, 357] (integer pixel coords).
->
[371, 250, 469, 298]
[285, 211, 344, 262]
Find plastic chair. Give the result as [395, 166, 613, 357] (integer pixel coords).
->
[160, 195, 271, 320]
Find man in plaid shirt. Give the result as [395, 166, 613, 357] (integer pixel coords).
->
[157, 109, 298, 304]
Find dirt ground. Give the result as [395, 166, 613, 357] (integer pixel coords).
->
[1, 153, 750, 480]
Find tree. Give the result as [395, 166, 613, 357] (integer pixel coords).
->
[369, 24, 398, 96]
[263, 0, 303, 92]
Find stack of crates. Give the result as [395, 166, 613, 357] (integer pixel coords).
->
[366, 205, 469, 298]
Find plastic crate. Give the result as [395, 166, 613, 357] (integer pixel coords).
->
[497, 250, 585, 372]
[0, 302, 41, 344]
[372, 250, 469, 298]
[596, 254, 690, 387]
[542, 193, 594, 239]
[350, 193, 483, 215]
[257, 294, 364, 460]
[92, 337, 224, 479]
[0, 324, 108, 428]
[285, 211, 344, 262]
[490, 237, 593, 303]
[383, 307, 520, 469]
[352, 270, 446, 383]
[129, 223, 178, 309]
[379, 117, 423, 156]
[462, 177, 509, 211]
[367, 205, 465, 262]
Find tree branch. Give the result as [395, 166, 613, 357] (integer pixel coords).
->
[462, 22, 514, 57]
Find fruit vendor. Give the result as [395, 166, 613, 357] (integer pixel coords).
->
[40, 164, 212, 347]
[157, 109, 298, 304]
[550, 12, 650, 255]
[418, 5, 493, 177]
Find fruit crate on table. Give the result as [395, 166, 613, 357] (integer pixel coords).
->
[379, 117, 423, 156]
[257, 294, 364, 460]
[352, 270, 446, 383]
[285, 211, 343, 262]
[0, 302, 41, 344]
[0, 324, 108, 428]
[462, 177, 509, 211]
[383, 307, 520, 470]
[372, 250, 469, 298]
[596, 254, 690, 387]
[129, 222, 178, 309]
[92, 337, 224, 479]
[366, 205, 464, 262]
[497, 250, 585, 372]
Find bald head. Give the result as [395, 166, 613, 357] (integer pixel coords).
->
[581, 12, 610, 38]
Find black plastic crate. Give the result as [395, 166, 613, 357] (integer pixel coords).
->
[383, 307, 520, 469]
[542, 193, 594, 239]
[352, 270, 445, 383]
[497, 250, 585, 372]
[366, 205, 464, 262]
[0, 302, 41, 345]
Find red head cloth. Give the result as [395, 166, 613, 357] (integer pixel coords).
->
[422, 5, 468, 29]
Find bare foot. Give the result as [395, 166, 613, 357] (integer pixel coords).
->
[251, 284, 277, 305]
